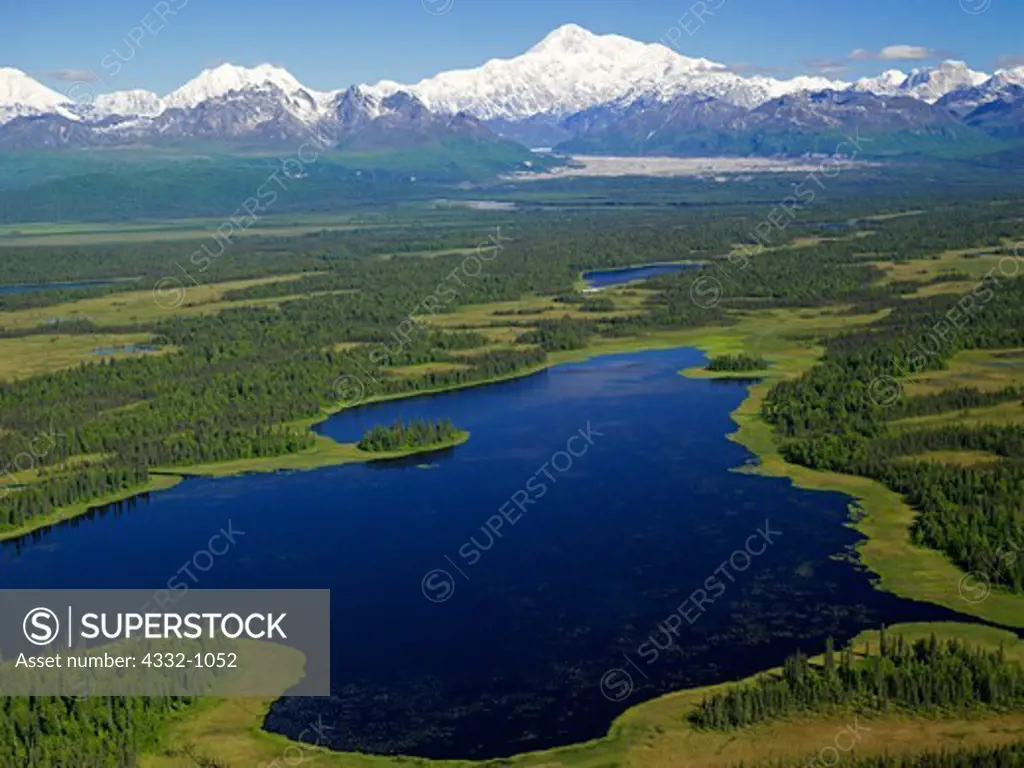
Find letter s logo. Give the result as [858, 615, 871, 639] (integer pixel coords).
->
[24, 608, 60, 646]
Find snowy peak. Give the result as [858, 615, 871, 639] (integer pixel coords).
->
[164, 63, 311, 110]
[0, 67, 66, 109]
[936, 67, 1024, 116]
[366, 23, 729, 120]
[332, 84, 383, 121]
[89, 89, 165, 118]
[0, 67, 78, 123]
[525, 22, 720, 72]
[903, 60, 988, 102]
[527, 23, 598, 55]
[992, 67, 1024, 88]
[364, 23, 851, 119]
[0, 69, 164, 123]
[159, 63, 330, 125]
[852, 69, 908, 96]
[880, 69, 909, 86]
[627, 72, 849, 112]
[331, 85, 441, 124]
[767, 75, 851, 98]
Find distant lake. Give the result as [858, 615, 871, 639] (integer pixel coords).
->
[92, 344, 158, 356]
[793, 220, 856, 230]
[0, 279, 129, 295]
[434, 199, 517, 211]
[583, 263, 697, 288]
[0, 347, 972, 759]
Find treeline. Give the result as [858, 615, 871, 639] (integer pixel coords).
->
[763, 275, 1024, 591]
[778, 440, 1024, 591]
[358, 418, 461, 453]
[578, 297, 617, 313]
[519, 317, 595, 351]
[0, 459, 149, 529]
[690, 632, 1024, 730]
[887, 386, 1024, 421]
[707, 354, 769, 372]
[875, 425, 1024, 461]
[0, 215, 524, 299]
[0, 695, 196, 767]
[750, 743, 1024, 768]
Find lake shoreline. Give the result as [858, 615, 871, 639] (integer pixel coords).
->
[5, 318, 1019, 630]
[579, 260, 702, 290]
[0, 474, 183, 543]
[0, 434, 471, 541]
[153, 431, 471, 479]
[5, 318, 1019, 764]
[6, 301, 1015, 630]
[678, 355, 1024, 630]
[147, 623, 1024, 766]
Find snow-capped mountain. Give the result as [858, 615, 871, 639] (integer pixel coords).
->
[900, 60, 989, 103]
[561, 91, 745, 154]
[330, 87, 496, 151]
[0, 62, 342, 143]
[559, 88, 969, 157]
[0, 28, 1004, 131]
[82, 89, 165, 119]
[0, 67, 77, 123]
[852, 70, 908, 97]
[770, 76, 852, 99]
[993, 67, 1024, 88]
[963, 86, 1024, 138]
[367, 24, 847, 120]
[2, 24, 1023, 158]
[611, 72, 850, 113]
[163, 63, 328, 124]
[0, 79, 509, 153]
[938, 68, 1024, 117]
[164, 63, 312, 109]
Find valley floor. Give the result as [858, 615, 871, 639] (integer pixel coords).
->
[507, 154, 843, 180]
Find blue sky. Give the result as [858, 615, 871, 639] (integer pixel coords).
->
[6, 0, 1022, 93]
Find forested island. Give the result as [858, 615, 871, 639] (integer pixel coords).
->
[357, 418, 467, 453]
[706, 354, 770, 372]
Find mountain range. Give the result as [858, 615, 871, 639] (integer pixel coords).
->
[3, 23, 1024, 158]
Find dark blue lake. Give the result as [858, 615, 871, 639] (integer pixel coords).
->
[0, 348, 970, 759]
[582, 263, 696, 288]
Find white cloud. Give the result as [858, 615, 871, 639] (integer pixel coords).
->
[848, 45, 941, 62]
[47, 68, 101, 83]
[878, 45, 936, 61]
